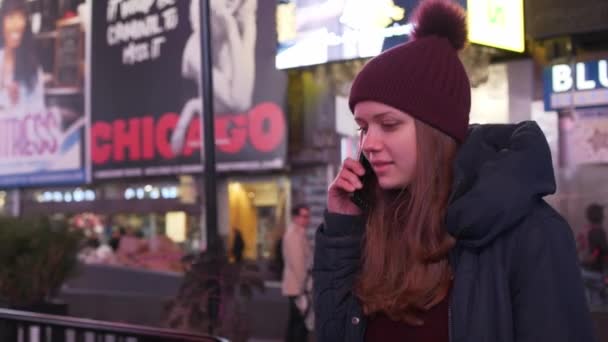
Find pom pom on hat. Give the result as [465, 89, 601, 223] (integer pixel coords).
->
[412, 0, 467, 51]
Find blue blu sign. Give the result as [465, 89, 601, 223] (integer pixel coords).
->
[544, 59, 608, 111]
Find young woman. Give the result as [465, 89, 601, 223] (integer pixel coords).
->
[313, 1, 596, 341]
[0, 0, 44, 113]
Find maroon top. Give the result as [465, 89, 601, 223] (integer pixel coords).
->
[365, 293, 450, 342]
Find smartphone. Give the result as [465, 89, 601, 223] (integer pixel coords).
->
[350, 152, 374, 211]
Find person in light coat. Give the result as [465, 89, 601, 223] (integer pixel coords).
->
[282, 204, 312, 342]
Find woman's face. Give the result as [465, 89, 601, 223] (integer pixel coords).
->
[3, 10, 26, 50]
[354, 101, 417, 190]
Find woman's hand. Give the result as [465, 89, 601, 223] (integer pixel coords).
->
[327, 158, 366, 216]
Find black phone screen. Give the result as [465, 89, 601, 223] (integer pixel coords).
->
[350, 152, 374, 211]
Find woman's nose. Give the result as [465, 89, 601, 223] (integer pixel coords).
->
[361, 131, 382, 153]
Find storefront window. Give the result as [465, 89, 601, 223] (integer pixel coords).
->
[74, 211, 199, 273]
[227, 178, 289, 262]
[22, 182, 201, 274]
[0, 191, 7, 216]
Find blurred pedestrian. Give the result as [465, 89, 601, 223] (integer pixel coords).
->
[272, 232, 285, 280]
[580, 203, 608, 305]
[282, 204, 312, 342]
[232, 228, 245, 263]
[581, 203, 608, 271]
[108, 227, 124, 252]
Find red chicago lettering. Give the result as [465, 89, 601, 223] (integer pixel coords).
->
[216, 114, 248, 153]
[156, 112, 178, 159]
[92, 121, 112, 164]
[142, 116, 155, 160]
[91, 102, 286, 164]
[113, 118, 141, 161]
[249, 103, 285, 152]
[183, 116, 201, 157]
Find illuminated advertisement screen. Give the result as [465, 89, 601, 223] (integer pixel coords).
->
[468, 0, 525, 53]
[277, 0, 465, 69]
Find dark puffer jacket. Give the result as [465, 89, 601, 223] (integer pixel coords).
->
[313, 121, 596, 342]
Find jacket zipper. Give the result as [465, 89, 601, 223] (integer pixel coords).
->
[449, 303, 453, 342]
[448, 247, 458, 342]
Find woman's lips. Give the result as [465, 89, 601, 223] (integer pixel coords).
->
[371, 161, 393, 173]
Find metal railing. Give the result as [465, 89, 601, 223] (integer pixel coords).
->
[0, 308, 227, 342]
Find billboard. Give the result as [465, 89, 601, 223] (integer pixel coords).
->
[467, 0, 525, 53]
[543, 59, 608, 111]
[0, 0, 89, 187]
[276, 0, 466, 69]
[90, 0, 287, 179]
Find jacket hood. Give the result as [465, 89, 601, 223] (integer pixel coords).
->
[446, 121, 556, 247]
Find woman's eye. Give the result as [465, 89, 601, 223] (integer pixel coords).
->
[382, 122, 399, 130]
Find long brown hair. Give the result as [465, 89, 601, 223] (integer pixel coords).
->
[354, 119, 458, 325]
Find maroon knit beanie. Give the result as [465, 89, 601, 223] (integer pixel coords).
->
[349, 0, 471, 143]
